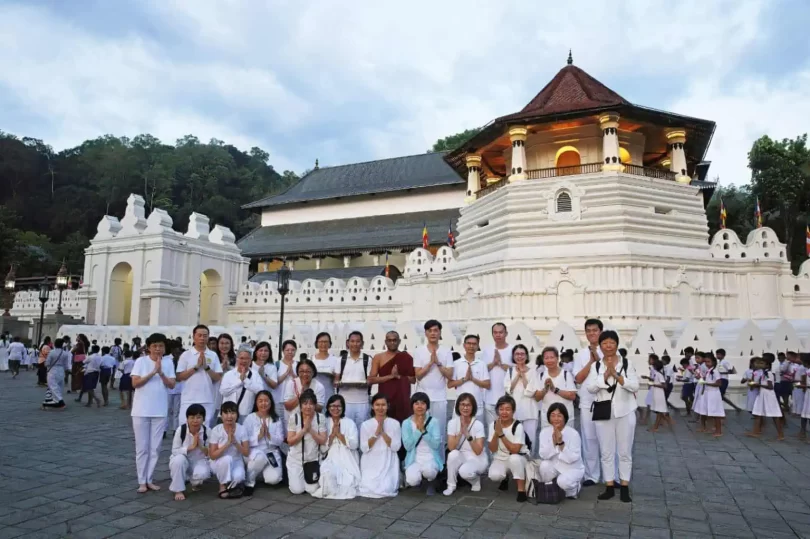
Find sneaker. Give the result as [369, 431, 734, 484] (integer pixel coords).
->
[443, 486, 456, 496]
[470, 478, 481, 492]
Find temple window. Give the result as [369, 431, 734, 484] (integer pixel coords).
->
[556, 191, 573, 213]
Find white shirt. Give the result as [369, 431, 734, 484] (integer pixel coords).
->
[573, 347, 604, 410]
[794, 364, 806, 383]
[219, 367, 265, 418]
[100, 354, 117, 370]
[120, 358, 135, 375]
[130, 356, 176, 418]
[412, 345, 453, 402]
[530, 368, 576, 423]
[178, 348, 222, 404]
[254, 362, 278, 394]
[447, 417, 486, 459]
[718, 359, 734, 380]
[170, 425, 209, 461]
[585, 359, 639, 419]
[451, 357, 490, 410]
[338, 354, 370, 404]
[243, 413, 284, 452]
[209, 423, 249, 460]
[287, 413, 327, 463]
[504, 367, 538, 421]
[536, 425, 584, 476]
[8, 342, 26, 361]
[83, 354, 102, 374]
[488, 420, 525, 460]
[663, 364, 676, 384]
[311, 354, 340, 390]
[283, 378, 327, 418]
[481, 344, 514, 406]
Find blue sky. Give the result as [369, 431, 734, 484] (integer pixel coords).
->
[1, 0, 809, 185]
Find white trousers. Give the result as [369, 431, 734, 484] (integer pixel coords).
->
[522, 418, 538, 457]
[405, 458, 439, 487]
[210, 454, 246, 486]
[446, 450, 487, 488]
[132, 416, 167, 485]
[344, 402, 370, 435]
[488, 455, 526, 481]
[430, 400, 448, 449]
[484, 405, 498, 439]
[594, 411, 636, 483]
[287, 461, 318, 495]
[169, 454, 211, 493]
[246, 449, 283, 487]
[538, 460, 583, 498]
[578, 410, 601, 483]
[167, 394, 182, 432]
[179, 402, 215, 428]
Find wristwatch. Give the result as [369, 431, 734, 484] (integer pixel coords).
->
[467, 435, 474, 442]
[553, 387, 560, 394]
[555, 441, 564, 447]
[205, 366, 211, 371]
[498, 433, 505, 438]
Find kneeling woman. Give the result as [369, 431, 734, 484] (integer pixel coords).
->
[287, 389, 328, 495]
[359, 393, 402, 498]
[444, 392, 487, 496]
[402, 392, 443, 495]
[487, 395, 528, 502]
[313, 394, 362, 499]
[243, 390, 284, 496]
[537, 403, 584, 499]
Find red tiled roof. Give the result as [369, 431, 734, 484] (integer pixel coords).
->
[499, 65, 629, 121]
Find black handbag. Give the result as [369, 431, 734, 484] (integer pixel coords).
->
[530, 478, 565, 505]
[591, 359, 623, 421]
[298, 414, 321, 484]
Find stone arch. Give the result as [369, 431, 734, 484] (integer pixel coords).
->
[555, 190, 572, 213]
[199, 268, 224, 325]
[107, 262, 134, 325]
[555, 146, 581, 171]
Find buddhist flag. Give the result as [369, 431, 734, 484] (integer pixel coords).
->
[806, 225, 810, 256]
[755, 198, 763, 228]
[447, 222, 456, 248]
[385, 252, 390, 279]
[719, 197, 727, 229]
[422, 223, 429, 249]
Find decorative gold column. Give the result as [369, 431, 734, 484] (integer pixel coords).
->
[599, 113, 622, 172]
[508, 127, 528, 182]
[465, 154, 482, 204]
[666, 130, 690, 184]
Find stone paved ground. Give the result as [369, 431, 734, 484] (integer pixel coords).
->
[2, 369, 810, 539]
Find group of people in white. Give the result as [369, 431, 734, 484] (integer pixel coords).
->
[120, 318, 641, 504]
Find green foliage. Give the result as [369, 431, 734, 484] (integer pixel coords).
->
[0, 132, 296, 278]
[430, 128, 482, 153]
[706, 183, 755, 239]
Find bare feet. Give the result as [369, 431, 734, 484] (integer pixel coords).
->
[696, 428, 707, 433]
[147, 483, 161, 491]
[648, 428, 658, 433]
[776, 436, 785, 441]
[745, 431, 760, 438]
[713, 432, 723, 438]
[174, 492, 186, 501]
[137, 485, 148, 493]
[119, 405, 127, 410]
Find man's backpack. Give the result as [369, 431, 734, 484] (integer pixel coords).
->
[339, 350, 371, 395]
[179, 424, 208, 445]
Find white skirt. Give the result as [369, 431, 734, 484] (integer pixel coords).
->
[746, 388, 759, 412]
[752, 389, 782, 418]
[802, 389, 810, 419]
[791, 387, 805, 415]
[650, 387, 668, 414]
[693, 386, 724, 417]
[645, 387, 654, 407]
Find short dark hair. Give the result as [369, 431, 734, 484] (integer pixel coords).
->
[463, 334, 480, 343]
[648, 353, 659, 362]
[495, 395, 516, 413]
[54, 338, 64, 349]
[491, 322, 507, 333]
[410, 391, 430, 410]
[652, 359, 664, 373]
[281, 339, 297, 351]
[680, 358, 690, 366]
[220, 401, 238, 415]
[207, 336, 217, 343]
[619, 348, 627, 358]
[297, 358, 318, 378]
[584, 318, 603, 331]
[546, 402, 569, 424]
[315, 332, 332, 346]
[241, 336, 247, 342]
[684, 346, 695, 355]
[252, 390, 278, 420]
[454, 392, 478, 417]
[114, 338, 121, 345]
[370, 393, 389, 415]
[662, 355, 671, 364]
[598, 330, 620, 345]
[186, 403, 207, 419]
[146, 333, 167, 347]
[424, 319, 442, 332]
[716, 348, 726, 357]
[326, 394, 346, 418]
[91, 345, 100, 354]
[299, 388, 318, 407]
[193, 324, 209, 337]
[347, 331, 364, 342]
[102, 346, 111, 355]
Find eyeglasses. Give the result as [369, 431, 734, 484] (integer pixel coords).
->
[298, 369, 313, 375]
[328, 404, 342, 409]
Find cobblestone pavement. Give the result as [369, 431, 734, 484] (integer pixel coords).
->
[1, 369, 810, 538]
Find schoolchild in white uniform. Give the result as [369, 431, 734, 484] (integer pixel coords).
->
[176, 325, 223, 428]
[7, 336, 25, 378]
[572, 318, 604, 487]
[287, 389, 328, 496]
[789, 351, 805, 416]
[220, 349, 264, 422]
[118, 351, 136, 410]
[335, 331, 372, 433]
[740, 358, 759, 413]
[645, 357, 672, 432]
[444, 393, 488, 496]
[504, 344, 538, 456]
[715, 348, 740, 413]
[677, 358, 696, 416]
[640, 354, 659, 424]
[662, 355, 675, 408]
[448, 334, 490, 422]
[209, 401, 250, 498]
[481, 322, 514, 438]
[412, 320, 454, 449]
[131, 333, 177, 493]
[243, 390, 284, 495]
[529, 346, 577, 434]
[691, 353, 707, 420]
[169, 404, 212, 501]
[693, 354, 724, 437]
[311, 332, 340, 400]
[748, 355, 785, 440]
[799, 356, 810, 439]
[537, 403, 585, 499]
[99, 346, 118, 407]
[487, 395, 528, 502]
[80, 345, 103, 407]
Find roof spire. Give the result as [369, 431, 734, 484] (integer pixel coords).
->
[567, 49, 573, 65]
[314, 158, 319, 170]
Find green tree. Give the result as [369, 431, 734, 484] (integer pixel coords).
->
[706, 183, 755, 240]
[430, 128, 482, 152]
[748, 134, 810, 268]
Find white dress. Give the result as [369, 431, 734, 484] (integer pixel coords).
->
[744, 369, 760, 412]
[358, 417, 401, 498]
[313, 418, 361, 499]
[752, 371, 782, 418]
[649, 371, 668, 414]
[792, 365, 806, 415]
[693, 368, 724, 418]
[802, 383, 810, 419]
[645, 367, 655, 407]
[0, 340, 8, 371]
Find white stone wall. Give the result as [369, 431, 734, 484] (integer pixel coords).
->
[11, 289, 83, 322]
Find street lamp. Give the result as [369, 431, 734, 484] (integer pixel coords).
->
[55, 260, 68, 315]
[276, 262, 291, 362]
[36, 279, 51, 347]
[3, 265, 16, 317]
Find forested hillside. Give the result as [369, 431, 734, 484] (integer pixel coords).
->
[0, 132, 297, 277]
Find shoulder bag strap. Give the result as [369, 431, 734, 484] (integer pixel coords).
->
[235, 370, 252, 409]
[413, 416, 432, 448]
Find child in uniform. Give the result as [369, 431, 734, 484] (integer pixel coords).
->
[678, 358, 695, 417]
[640, 354, 658, 424]
[748, 356, 785, 440]
[694, 354, 724, 437]
[648, 358, 671, 432]
[119, 351, 136, 410]
[790, 352, 805, 417]
[80, 345, 103, 407]
[740, 358, 759, 414]
[169, 404, 212, 501]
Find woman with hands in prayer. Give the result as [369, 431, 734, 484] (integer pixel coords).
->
[444, 393, 487, 496]
[402, 392, 443, 495]
[313, 394, 362, 499]
[242, 390, 284, 496]
[359, 393, 402, 498]
[504, 345, 538, 455]
[209, 401, 250, 499]
[537, 403, 585, 500]
[283, 358, 326, 421]
[286, 389, 328, 495]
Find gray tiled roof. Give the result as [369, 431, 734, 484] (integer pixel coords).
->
[237, 208, 459, 258]
[243, 152, 464, 209]
[249, 265, 402, 284]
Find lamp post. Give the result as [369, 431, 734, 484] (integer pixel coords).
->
[276, 262, 291, 362]
[36, 279, 51, 348]
[3, 265, 16, 317]
[55, 261, 68, 315]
